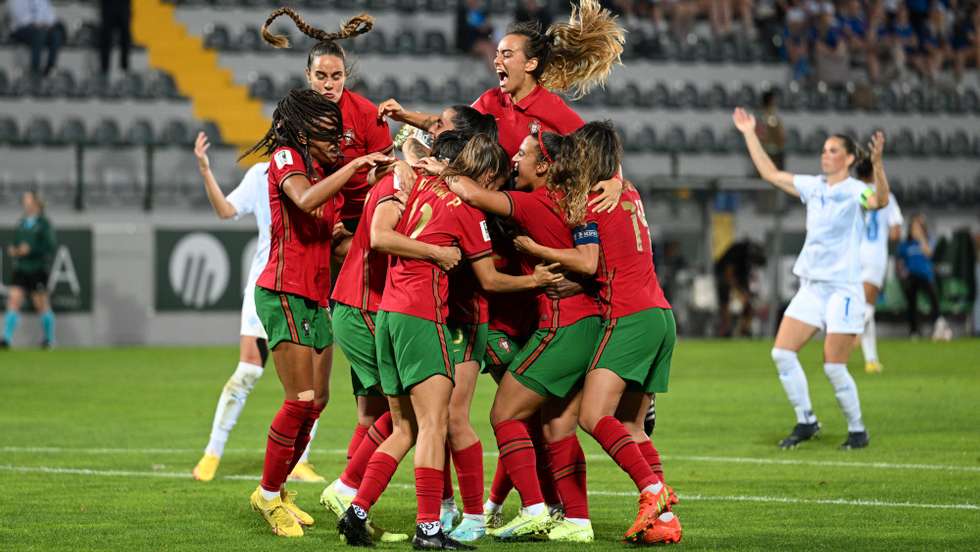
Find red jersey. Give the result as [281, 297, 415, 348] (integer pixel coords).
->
[505, 187, 601, 328]
[472, 85, 584, 157]
[379, 176, 493, 323]
[485, 245, 536, 338]
[331, 173, 400, 312]
[582, 186, 671, 319]
[257, 146, 342, 306]
[338, 89, 393, 221]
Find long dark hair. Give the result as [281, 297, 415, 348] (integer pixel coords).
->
[831, 133, 867, 171]
[261, 7, 373, 77]
[447, 105, 498, 142]
[240, 89, 343, 180]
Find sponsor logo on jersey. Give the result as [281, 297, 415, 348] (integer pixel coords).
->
[479, 220, 491, 242]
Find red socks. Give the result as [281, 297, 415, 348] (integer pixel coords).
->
[415, 467, 443, 524]
[488, 457, 513, 505]
[352, 451, 399, 512]
[493, 419, 544, 507]
[451, 441, 485, 515]
[546, 435, 589, 519]
[260, 400, 313, 492]
[592, 416, 659, 491]
[530, 423, 562, 506]
[637, 439, 664, 483]
[442, 443, 454, 500]
[288, 402, 324, 472]
[341, 411, 393, 489]
[347, 424, 369, 461]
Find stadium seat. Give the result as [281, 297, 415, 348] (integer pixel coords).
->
[946, 130, 971, 157]
[691, 126, 717, 153]
[201, 121, 225, 146]
[890, 128, 916, 157]
[204, 23, 232, 51]
[802, 127, 828, 153]
[718, 128, 743, 154]
[278, 75, 307, 97]
[407, 77, 436, 104]
[57, 118, 88, 146]
[125, 119, 156, 147]
[91, 119, 123, 147]
[732, 83, 757, 109]
[660, 125, 688, 154]
[48, 70, 80, 99]
[113, 72, 146, 100]
[422, 30, 448, 55]
[396, 0, 422, 12]
[909, 177, 934, 206]
[249, 73, 278, 101]
[933, 177, 963, 206]
[783, 127, 802, 154]
[374, 76, 401, 102]
[237, 26, 263, 52]
[68, 21, 99, 48]
[916, 129, 945, 158]
[962, 88, 980, 114]
[391, 29, 418, 55]
[0, 68, 9, 97]
[703, 83, 729, 109]
[23, 117, 55, 146]
[632, 125, 658, 153]
[441, 78, 465, 104]
[159, 119, 194, 147]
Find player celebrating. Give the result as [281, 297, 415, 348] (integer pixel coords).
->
[855, 143, 902, 374]
[242, 89, 388, 538]
[2, 190, 56, 349]
[189, 133, 319, 483]
[513, 121, 681, 544]
[734, 109, 890, 451]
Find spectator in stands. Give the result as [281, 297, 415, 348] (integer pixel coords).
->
[456, 0, 496, 62]
[897, 213, 947, 338]
[757, 89, 786, 169]
[708, 0, 755, 37]
[951, 2, 979, 82]
[918, 1, 951, 81]
[7, 0, 64, 77]
[890, 4, 921, 77]
[839, 0, 878, 81]
[714, 239, 767, 337]
[515, 0, 553, 28]
[99, 0, 132, 77]
[813, 5, 850, 84]
[906, 0, 931, 38]
[784, 0, 813, 80]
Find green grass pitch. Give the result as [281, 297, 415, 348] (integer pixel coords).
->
[1, 339, 978, 551]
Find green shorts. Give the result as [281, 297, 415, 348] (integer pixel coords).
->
[508, 316, 602, 398]
[254, 287, 332, 350]
[448, 321, 488, 365]
[333, 303, 383, 397]
[375, 310, 455, 396]
[589, 308, 675, 393]
[482, 329, 523, 374]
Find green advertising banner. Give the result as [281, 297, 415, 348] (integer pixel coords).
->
[0, 228, 93, 312]
[155, 229, 259, 312]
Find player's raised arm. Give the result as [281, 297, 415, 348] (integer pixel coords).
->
[195, 132, 238, 219]
[732, 108, 797, 197]
[377, 98, 440, 130]
[866, 131, 890, 210]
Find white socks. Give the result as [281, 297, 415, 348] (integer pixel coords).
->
[861, 305, 878, 363]
[205, 362, 264, 457]
[642, 482, 664, 496]
[483, 500, 501, 514]
[260, 487, 280, 501]
[771, 348, 817, 424]
[523, 503, 546, 516]
[824, 363, 865, 432]
[334, 478, 358, 496]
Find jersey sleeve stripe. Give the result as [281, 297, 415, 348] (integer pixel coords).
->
[466, 248, 493, 261]
[275, 170, 307, 190]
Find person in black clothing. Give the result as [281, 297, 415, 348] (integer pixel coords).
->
[99, 0, 131, 77]
[715, 239, 767, 337]
[514, 0, 553, 28]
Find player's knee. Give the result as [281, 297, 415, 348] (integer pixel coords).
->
[823, 362, 849, 381]
[771, 347, 796, 365]
[227, 362, 263, 399]
[297, 389, 315, 402]
[577, 410, 599, 435]
[447, 408, 470, 438]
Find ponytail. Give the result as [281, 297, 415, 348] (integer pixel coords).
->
[261, 7, 373, 77]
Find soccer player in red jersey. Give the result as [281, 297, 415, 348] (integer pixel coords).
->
[240, 90, 382, 538]
[447, 132, 606, 542]
[337, 135, 559, 549]
[261, 8, 394, 236]
[377, 0, 624, 156]
[514, 122, 682, 544]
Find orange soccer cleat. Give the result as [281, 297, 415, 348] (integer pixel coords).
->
[624, 485, 671, 542]
[642, 512, 683, 544]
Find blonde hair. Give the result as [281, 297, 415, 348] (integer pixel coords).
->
[548, 121, 621, 226]
[442, 134, 509, 184]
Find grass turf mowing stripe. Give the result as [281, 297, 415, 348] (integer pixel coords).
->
[6, 446, 980, 473]
[2, 464, 977, 512]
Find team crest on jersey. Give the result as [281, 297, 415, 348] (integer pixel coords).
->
[529, 120, 541, 134]
[343, 128, 356, 146]
[274, 149, 293, 170]
[498, 337, 510, 352]
[301, 319, 311, 337]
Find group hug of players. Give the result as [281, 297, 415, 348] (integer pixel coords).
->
[187, 1, 898, 549]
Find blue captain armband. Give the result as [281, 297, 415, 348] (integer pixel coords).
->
[572, 222, 600, 245]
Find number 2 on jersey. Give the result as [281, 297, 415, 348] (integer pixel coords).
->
[621, 200, 649, 252]
[407, 200, 433, 239]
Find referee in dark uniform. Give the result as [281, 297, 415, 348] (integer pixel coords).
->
[3, 191, 57, 349]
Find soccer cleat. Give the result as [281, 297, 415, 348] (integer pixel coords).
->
[547, 519, 594, 543]
[548, 503, 565, 522]
[280, 489, 314, 526]
[666, 484, 680, 506]
[440, 506, 458, 533]
[412, 523, 475, 550]
[337, 505, 374, 547]
[489, 508, 553, 540]
[0, 339, 9, 349]
[624, 487, 671, 542]
[289, 462, 325, 482]
[840, 431, 870, 450]
[250, 487, 304, 537]
[447, 516, 486, 542]
[368, 519, 410, 543]
[865, 361, 883, 374]
[778, 421, 821, 449]
[484, 510, 503, 530]
[192, 453, 220, 482]
[321, 479, 355, 519]
[642, 512, 682, 544]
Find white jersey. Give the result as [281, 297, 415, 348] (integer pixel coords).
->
[226, 162, 271, 293]
[859, 191, 903, 268]
[792, 174, 867, 284]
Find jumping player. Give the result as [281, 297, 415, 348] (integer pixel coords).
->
[734, 109, 890, 451]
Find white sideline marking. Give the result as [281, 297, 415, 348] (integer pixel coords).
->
[1, 464, 977, 512]
[4, 446, 980, 474]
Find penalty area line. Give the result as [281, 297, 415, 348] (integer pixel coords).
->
[0, 464, 976, 512]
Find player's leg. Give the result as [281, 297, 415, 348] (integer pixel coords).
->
[193, 335, 266, 482]
[30, 285, 54, 348]
[860, 282, 883, 373]
[773, 313, 821, 447]
[446, 359, 484, 540]
[825, 284, 869, 449]
[542, 392, 593, 543]
[2, 284, 26, 347]
[290, 343, 331, 482]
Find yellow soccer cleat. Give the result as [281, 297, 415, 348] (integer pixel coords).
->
[368, 519, 410, 543]
[288, 462, 325, 482]
[865, 361, 883, 374]
[319, 479, 354, 519]
[548, 519, 594, 543]
[249, 487, 304, 537]
[488, 508, 553, 540]
[192, 453, 220, 482]
[280, 489, 314, 526]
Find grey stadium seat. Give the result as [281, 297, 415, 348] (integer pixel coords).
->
[125, 119, 156, 147]
[91, 119, 123, 147]
[0, 117, 21, 145]
[23, 117, 55, 146]
[160, 119, 194, 147]
[57, 118, 88, 146]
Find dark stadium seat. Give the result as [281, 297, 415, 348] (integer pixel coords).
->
[441, 78, 466, 104]
[91, 119, 123, 147]
[407, 77, 436, 104]
[391, 29, 418, 55]
[962, 88, 980, 114]
[23, 117, 55, 146]
[784, 127, 803, 154]
[160, 119, 194, 147]
[201, 121, 224, 146]
[422, 30, 448, 55]
[802, 127, 827, 153]
[0, 68, 9, 97]
[909, 177, 934, 206]
[829, 87, 850, 111]
[69, 21, 99, 48]
[48, 70, 80, 99]
[732, 84, 757, 109]
[11, 74, 41, 98]
[905, 87, 924, 113]
[650, 83, 670, 108]
[278, 75, 307, 97]
[426, 0, 450, 12]
[204, 23, 232, 51]
[691, 126, 717, 153]
[632, 125, 657, 153]
[890, 128, 916, 157]
[703, 83, 729, 110]
[660, 126, 687, 154]
[374, 76, 401, 102]
[236, 26, 263, 52]
[916, 129, 945, 158]
[249, 73, 278, 101]
[125, 119, 156, 147]
[360, 29, 387, 55]
[113, 72, 147, 100]
[946, 130, 971, 157]
[146, 71, 182, 100]
[57, 118, 88, 146]
[932, 177, 963, 206]
[396, 0, 422, 12]
[718, 128, 743, 154]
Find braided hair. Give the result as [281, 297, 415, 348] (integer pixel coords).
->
[240, 89, 343, 180]
[261, 7, 373, 74]
[506, 0, 625, 99]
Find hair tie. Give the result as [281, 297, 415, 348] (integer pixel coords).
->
[537, 132, 553, 164]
